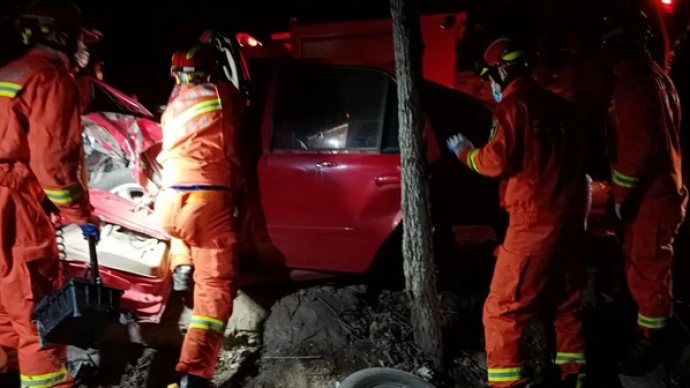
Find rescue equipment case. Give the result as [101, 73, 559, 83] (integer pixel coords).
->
[32, 238, 124, 348]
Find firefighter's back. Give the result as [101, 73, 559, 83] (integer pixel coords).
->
[500, 77, 587, 222]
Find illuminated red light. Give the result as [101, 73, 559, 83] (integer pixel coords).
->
[271, 32, 291, 41]
[236, 33, 262, 47]
[660, 0, 674, 13]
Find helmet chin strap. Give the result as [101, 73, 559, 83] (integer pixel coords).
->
[488, 75, 503, 103]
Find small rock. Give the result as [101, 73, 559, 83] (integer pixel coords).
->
[227, 291, 270, 335]
[417, 366, 433, 380]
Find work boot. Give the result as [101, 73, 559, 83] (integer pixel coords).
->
[617, 331, 665, 376]
[180, 374, 211, 388]
[173, 265, 194, 292]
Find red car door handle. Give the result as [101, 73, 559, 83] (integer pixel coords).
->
[315, 162, 338, 169]
[375, 175, 401, 187]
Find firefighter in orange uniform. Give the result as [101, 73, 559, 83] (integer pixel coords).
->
[156, 45, 244, 388]
[603, 12, 688, 375]
[0, 1, 100, 387]
[448, 38, 589, 388]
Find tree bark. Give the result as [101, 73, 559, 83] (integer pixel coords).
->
[390, 0, 444, 371]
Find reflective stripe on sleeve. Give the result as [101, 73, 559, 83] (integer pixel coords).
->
[467, 148, 480, 173]
[487, 367, 523, 383]
[21, 367, 68, 388]
[612, 170, 640, 189]
[188, 315, 226, 334]
[0, 81, 23, 98]
[638, 313, 670, 329]
[44, 185, 85, 205]
[555, 352, 586, 365]
[164, 98, 222, 132]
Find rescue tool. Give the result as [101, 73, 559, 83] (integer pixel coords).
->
[32, 236, 125, 348]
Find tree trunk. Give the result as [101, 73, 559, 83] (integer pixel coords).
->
[390, 0, 444, 371]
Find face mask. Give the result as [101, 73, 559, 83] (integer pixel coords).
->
[490, 77, 503, 103]
[74, 40, 90, 69]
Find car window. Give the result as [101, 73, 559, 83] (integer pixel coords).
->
[379, 81, 492, 154]
[422, 81, 493, 147]
[272, 66, 393, 151]
[381, 84, 400, 153]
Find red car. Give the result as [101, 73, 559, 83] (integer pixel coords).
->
[69, 53, 498, 324]
[68, 31, 609, 325]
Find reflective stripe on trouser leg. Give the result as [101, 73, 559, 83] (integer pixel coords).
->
[0, 189, 71, 387]
[189, 315, 226, 334]
[624, 200, 681, 332]
[484, 222, 570, 387]
[553, 231, 587, 380]
[637, 313, 671, 329]
[555, 352, 586, 365]
[487, 367, 523, 384]
[555, 352, 586, 381]
[483, 245, 536, 387]
[20, 368, 69, 388]
[2, 256, 72, 387]
[177, 244, 236, 380]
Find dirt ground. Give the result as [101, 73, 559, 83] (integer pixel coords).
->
[61, 224, 690, 388]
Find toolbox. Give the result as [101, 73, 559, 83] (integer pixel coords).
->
[32, 237, 124, 348]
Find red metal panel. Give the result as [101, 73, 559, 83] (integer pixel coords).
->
[290, 13, 463, 88]
[256, 153, 401, 273]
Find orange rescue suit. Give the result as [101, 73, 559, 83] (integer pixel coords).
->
[157, 82, 242, 188]
[0, 49, 94, 388]
[609, 55, 687, 332]
[156, 81, 243, 379]
[459, 77, 589, 387]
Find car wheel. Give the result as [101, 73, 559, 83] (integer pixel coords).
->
[89, 167, 145, 202]
[339, 368, 437, 388]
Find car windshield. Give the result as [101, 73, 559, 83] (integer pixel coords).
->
[77, 76, 154, 119]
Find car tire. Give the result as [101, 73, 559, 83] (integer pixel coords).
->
[339, 368, 436, 388]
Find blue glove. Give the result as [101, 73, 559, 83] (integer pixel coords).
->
[614, 203, 623, 221]
[80, 223, 100, 242]
[446, 133, 473, 158]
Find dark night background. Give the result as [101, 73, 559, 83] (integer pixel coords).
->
[1, 0, 682, 110]
[2, 0, 506, 110]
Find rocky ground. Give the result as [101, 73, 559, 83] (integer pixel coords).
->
[56, 222, 690, 388]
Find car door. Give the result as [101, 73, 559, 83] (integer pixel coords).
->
[254, 64, 402, 273]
